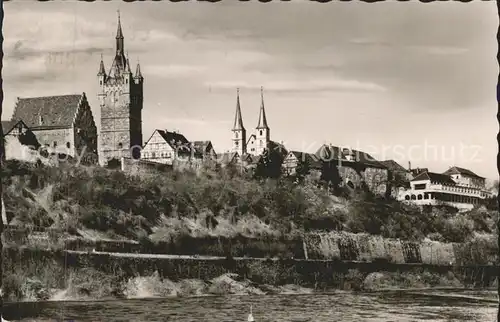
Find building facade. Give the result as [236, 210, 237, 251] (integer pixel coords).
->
[98, 13, 144, 166]
[10, 93, 98, 164]
[398, 167, 491, 210]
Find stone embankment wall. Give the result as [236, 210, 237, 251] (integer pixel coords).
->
[303, 232, 497, 266]
[5, 227, 497, 267]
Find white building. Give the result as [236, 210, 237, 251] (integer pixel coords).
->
[398, 166, 491, 210]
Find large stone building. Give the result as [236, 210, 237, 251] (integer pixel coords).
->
[98, 13, 144, 166]
[10, 93, 98, 164]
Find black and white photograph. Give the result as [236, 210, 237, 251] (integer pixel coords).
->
[0, 1, 498, 321]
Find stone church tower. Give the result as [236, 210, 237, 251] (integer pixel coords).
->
[231, 88, 246, 156]
[254, 87, 270, 156]
[98, 12, 144, 166]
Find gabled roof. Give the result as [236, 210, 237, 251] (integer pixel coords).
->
[287, 150, 322, 169]
[380, 160, 408, 173]
[1, 120, 28, 135]
[217, 151, 239, 164]
[192, 140, 215, 155]
[315, 144, 386, 169]
[443, 166, 484, 179]
[12, 94, 86, 130]
[267, 140, 288, 157]
[156, 130, 193, 154]
[411, 171, 456, 185]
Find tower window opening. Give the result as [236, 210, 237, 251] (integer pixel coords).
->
[66, 142, 71, 149]
[100, 80, 102, 85]
[260, 130, 263, 136]
[235, 132, 238, 138]
[118, 142, 123, 149]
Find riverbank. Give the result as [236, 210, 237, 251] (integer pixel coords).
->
[3, 247, 497, 302]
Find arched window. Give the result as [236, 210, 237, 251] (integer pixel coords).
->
[405, 195, 410, 200]
[259, 140, 263, 147]
[417, 194, 423, 200]
[66, 142, 71, 149]
[259, 130, 263, 136]
[118, 143, 123, 149]
[53, 141, 57, 147]
[235, 132, 238, 138]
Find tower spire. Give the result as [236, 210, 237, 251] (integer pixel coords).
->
[256, 86, 269, 129]
[97, 53, 106, 76]
[135, 58, 143, 79]
[232, 88, 245, 131]
[115, 10, 124, 56]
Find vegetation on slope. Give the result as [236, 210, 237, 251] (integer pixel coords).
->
[2, 159, 497, 247]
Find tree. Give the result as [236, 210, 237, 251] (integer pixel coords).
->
[253, 146, 285, 180]
[293, 155, 311, 184]
[319, 161, 342, 194]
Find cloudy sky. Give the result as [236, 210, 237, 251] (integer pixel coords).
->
[3, 1, 498, 179]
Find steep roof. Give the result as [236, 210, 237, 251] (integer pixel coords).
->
[156, 130, 193, 154]
[1, 120, 17, 135]
[12, 94, 85, 130]
[256, 86, 269, 129]
[267, 140, 288, 157]
[380, 160, 408, 173]
[443, 166, 484, 179]
[288, 150, 322, 169]
[192, 140, 214, 155]
[232, 89, 245, 131]
[411, 171, 456, 185]
[217, 152, 239, 164]
[315, 144, 386, 169]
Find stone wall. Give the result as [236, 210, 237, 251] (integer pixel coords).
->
[120, 157, 172, 176]
[32, 128, 74, 156]
[303, 232, 497, 266]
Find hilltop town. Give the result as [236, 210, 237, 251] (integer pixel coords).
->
[2, 14, 495, 214]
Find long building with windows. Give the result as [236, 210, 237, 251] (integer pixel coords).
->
[398, 166, 491, 210]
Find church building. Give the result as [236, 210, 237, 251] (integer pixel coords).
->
[97, 12, 144, 166]
[231, 87, 272, 157]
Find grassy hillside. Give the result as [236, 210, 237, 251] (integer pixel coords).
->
[2, 160, 498, 246]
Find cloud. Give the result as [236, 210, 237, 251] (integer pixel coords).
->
[206, 78, 387, 93]
[412, 46, 469, 56]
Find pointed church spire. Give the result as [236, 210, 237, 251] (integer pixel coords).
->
[115, 10, 125, 56]
[135, 59, 143, 79]
[232, 88, 245, 131]
[256, 86, 269, 129]
[97, 53, 106, 76]
[125, 52, 132, 73]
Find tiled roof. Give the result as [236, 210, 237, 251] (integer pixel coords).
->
[217, 152, 238, 164]
[315, 144, 386, 169]
[288, 151, 322, 169]
[12, 94, 84, 129]
[443, 166, 484, 179]
[1, 120, 17, 135]
[411, 171, 456, 185]
[380, 160, 408, 173]
[192, 140, 214, 155]
[156, 130, 193, 155]
[267, 140, 288, 157]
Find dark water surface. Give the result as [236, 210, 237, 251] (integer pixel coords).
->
[7, 290, 497, 322]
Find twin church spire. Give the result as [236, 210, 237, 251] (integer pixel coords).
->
[231, 87, 271, 156]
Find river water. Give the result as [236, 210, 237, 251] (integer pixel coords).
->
[6, 290, 498, 322]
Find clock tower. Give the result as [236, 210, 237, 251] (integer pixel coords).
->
[97, 11, 144, 166]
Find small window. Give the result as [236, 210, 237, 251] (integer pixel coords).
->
[259, 140, 263, 147]
[152, 152, 156, 158]
[235, 141, 239, 146]
[66, 142, 71, 149]
[53, 141, 57, 147]
[259, 130, 263, 136]
[100, 80, 102, 85]
[118, 143, 123, 149]
[235, 132, 238, 138]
